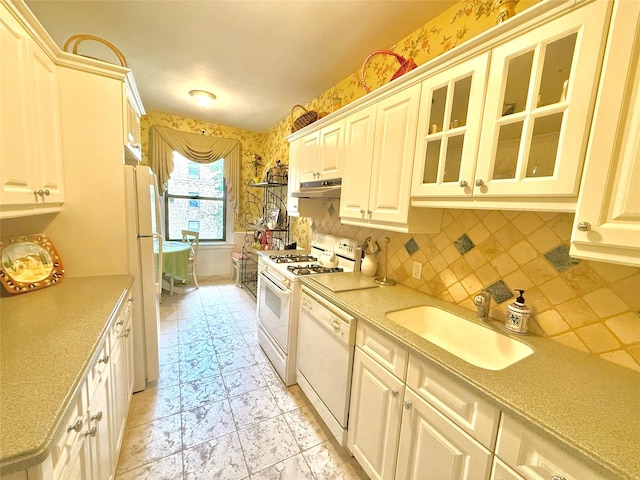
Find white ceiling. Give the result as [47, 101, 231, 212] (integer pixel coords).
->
[26, 0, 457, 132]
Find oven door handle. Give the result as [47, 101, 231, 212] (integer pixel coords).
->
[259, 270, 292, 294]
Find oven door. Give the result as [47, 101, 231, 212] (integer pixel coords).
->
[257, 270, 292, 353]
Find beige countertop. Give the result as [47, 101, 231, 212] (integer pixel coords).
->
[302, 273, 640, 480]
[0, 275, 134, 474]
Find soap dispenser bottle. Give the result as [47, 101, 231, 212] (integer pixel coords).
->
[505, 289, 530, 334]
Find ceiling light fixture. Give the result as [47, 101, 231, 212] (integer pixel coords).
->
[189, 89, 217, 108]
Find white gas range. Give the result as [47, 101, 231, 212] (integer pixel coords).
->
[256, 234, 361, 386]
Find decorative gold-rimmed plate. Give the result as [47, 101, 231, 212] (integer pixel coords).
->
[0, 234, 65, 294]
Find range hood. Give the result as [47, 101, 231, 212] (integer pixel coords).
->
[292, 179, 342, 199]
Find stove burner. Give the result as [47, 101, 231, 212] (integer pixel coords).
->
[286, 264, 344, 276]
[269, 254, 318, 264]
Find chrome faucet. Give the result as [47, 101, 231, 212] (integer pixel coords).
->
[474, 290, 491, 322]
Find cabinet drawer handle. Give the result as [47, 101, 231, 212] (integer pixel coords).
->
[67, 419, 83, 433]
[85, 426, 97, 437]
[577, 222, 591, 232]
[474, 179, 485, 187]
[459, 180, 468, 188]
[98, 355, 110, 364]
[91, 411, 103, 422]
[403, 400, 412, 409]
[551, 475, 567, 480]
[390, 389, 398, 397]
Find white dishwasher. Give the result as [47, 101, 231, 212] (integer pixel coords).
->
[297, 286, 356, 446]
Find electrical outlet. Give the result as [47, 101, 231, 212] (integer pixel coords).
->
[412, 261, 422, 280]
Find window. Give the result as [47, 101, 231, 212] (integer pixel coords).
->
[165, 152, 226, 241]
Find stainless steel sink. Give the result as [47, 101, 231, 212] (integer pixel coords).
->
[386, 306, 533, 370]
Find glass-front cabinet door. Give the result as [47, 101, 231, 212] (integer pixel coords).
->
[474, 0, 611, 199]
[411, 54, 489, 198]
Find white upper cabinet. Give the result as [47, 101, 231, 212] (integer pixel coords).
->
[411, 54, 489, 198]
[1, 2, 64, 218]
[475, 1, 609, 201]
[286, 137, 324, 219]
[297, 130, 320, 183]
[340, 104, 377, 222]
[123, 78, 143, 164]
[299, 120, 344, 183]
[412, 0, 611, 212]
[340, 85, 442, 233]
[570, 0, 640, 267]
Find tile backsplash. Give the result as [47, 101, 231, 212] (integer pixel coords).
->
[291, 203, 640, 372]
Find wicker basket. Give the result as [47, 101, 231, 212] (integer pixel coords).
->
[360, 50, 417, 93]
[290, 104, 318, 133]
[63, 34, 128, 67]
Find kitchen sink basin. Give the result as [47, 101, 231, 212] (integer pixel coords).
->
[386, 306, 533, 370]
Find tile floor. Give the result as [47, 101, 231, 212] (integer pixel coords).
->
[115, 279, 369, 479]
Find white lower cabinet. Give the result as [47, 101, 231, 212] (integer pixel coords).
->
[110, 295, 134, 456]
[396, 387, 492, 480]
[51, 391, 88, 480]
[348, 323, 496, 480]
[10, 290, 134, 480]
[86, 364, 114, 480]
[491, 457, 525, 480]
[348, 347, 405, 480]
[495, 415, 608, 480]
[346, 321, 621, 480]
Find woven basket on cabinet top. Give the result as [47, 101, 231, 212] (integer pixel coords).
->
[359, 50, 417, 93]
[290, 104, 319, 133]
[63, 34, 128, 67]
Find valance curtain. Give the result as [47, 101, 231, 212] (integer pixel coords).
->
[148, 125, 240, 217]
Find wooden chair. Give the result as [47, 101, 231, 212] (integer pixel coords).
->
[170, 230, 199, 295]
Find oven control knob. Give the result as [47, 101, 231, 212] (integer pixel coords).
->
[331, 319, 341, 330]
[283, 279, 291, 288]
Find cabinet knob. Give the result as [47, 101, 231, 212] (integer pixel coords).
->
[34, 189, 50, 197]
[91, 411, 103, 422]
[67, 419, 83, 433]
[459, 180, 468, 188]
[98, 355, 110, 364]
[367, 210, 372, 218]
[360, 209, 365, 216]
[116, 319, 125, 326]
[122, 327, 131, 338]
[474, 179, 485, 187]
[85, 426, 97, 437]
[551, 475, 567, 480]
[403, 400, 412, 409]
[390, 389, 399, 397]
[577, 222, 591, 232]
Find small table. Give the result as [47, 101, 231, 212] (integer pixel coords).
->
[161, 241, 191, 279]
[157, 241, 191, 294]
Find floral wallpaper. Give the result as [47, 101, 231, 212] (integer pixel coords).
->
[141, 112, 266, 232]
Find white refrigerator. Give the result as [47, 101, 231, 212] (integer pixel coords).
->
[124, 165, 163, 392]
